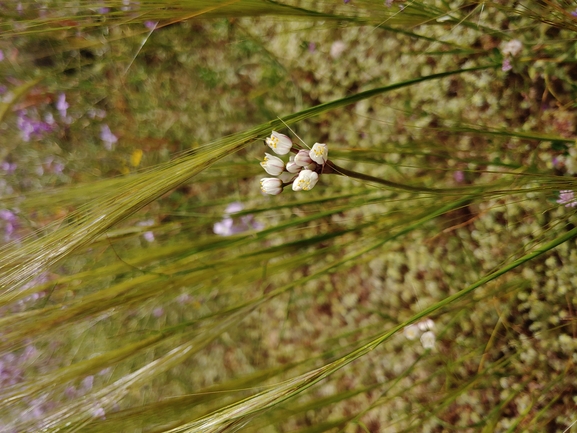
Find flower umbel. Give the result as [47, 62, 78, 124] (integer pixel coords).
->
[258, 132, 329, 194]
[265, 131, 293, 155]
[404, 319, 436, 350]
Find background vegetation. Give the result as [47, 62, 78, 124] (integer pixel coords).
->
[1, 1, 577, 432]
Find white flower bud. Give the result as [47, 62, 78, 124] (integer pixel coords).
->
[260, 153, 285, 176]
[418, 319, 435, 332]
[260, 178, 283, 195]
[309, 142, 328, 165]
[420, 331, 436, 349]
[403, 324, 420, 340]
[502, 39, 522, 57]
[294, 149, 313, 167]
[292, 169, 319, 191]
[286, 156, 301, 173]
[265, 131, 292, 155]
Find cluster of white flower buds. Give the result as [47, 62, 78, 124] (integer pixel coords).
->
[260, 131, 328, 195]
[403, 319, 436, 350]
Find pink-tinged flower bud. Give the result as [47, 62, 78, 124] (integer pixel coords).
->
[309, 142, 328, 165]
[294, 149, 313, 167]
[292, 169, 319, 191]
[260, 178, 283, 195]
[260, 153, 285, 176]
[286, 156, 301, 173]
[265, 131, 292, 155]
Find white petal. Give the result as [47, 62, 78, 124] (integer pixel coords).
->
[260, 178, 283, 195]
[265, 131, 293, 155]
[420, 331, 436, 349]
[260, 153, 285, 176]
[309, 142, 328, 165]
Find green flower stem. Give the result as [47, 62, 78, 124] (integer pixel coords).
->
[324, 160, 464, 193]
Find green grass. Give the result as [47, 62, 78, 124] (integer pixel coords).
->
[1, 1, 577, 432]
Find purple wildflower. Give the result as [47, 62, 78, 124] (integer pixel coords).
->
[98, 7, 110, 14]
[100, 124, 118, 150]
[213, 202, 263, 236]
[81, 375, 94, 392]
[92, 406, 106, 419]
[1, 161, 16, 174]
[308, 42, 316, 53]
[225, 202, 243, 214]
[213, 217, 235, 236]
[144, 21, 158, 30]
[502, 58, 512, 72]
[557, 190, 577, 208]
[453, 171, 464, 183]
[572, 9, 577, 18]
[0, 50, 4, 61]
[0, 209, 19, 242]
[17, 110, 53, 142]
[56, 93, 69, 119]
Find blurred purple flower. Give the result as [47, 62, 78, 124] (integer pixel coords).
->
[81, 375, 94, 392]
[453, 170, 464, 183]
[0, 85, 7, 94]
[56, 93, 69, 119]
[0, 50, 4, 61]
[225, 202, 243, 214]
[92, 406, 106, 419]
[308, 42, 316, 53]
[98, 7, 110, 14]
[144, 21, 158, 30]
[572, 9, 577, 18]
[0, 209, 19, 242]
[213, 217, 234, 236]
[213, 202, 263, 236]
[1, 161, 16, 174]
[502, 58, 512, 72]
[153, 307, 164, 318]
[137, 219, 155, 242]
[17, 110, 53, 142]
[0, 209, 16, 222]
[557, 190, 577, 208]
[100, 124, 118, 150]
